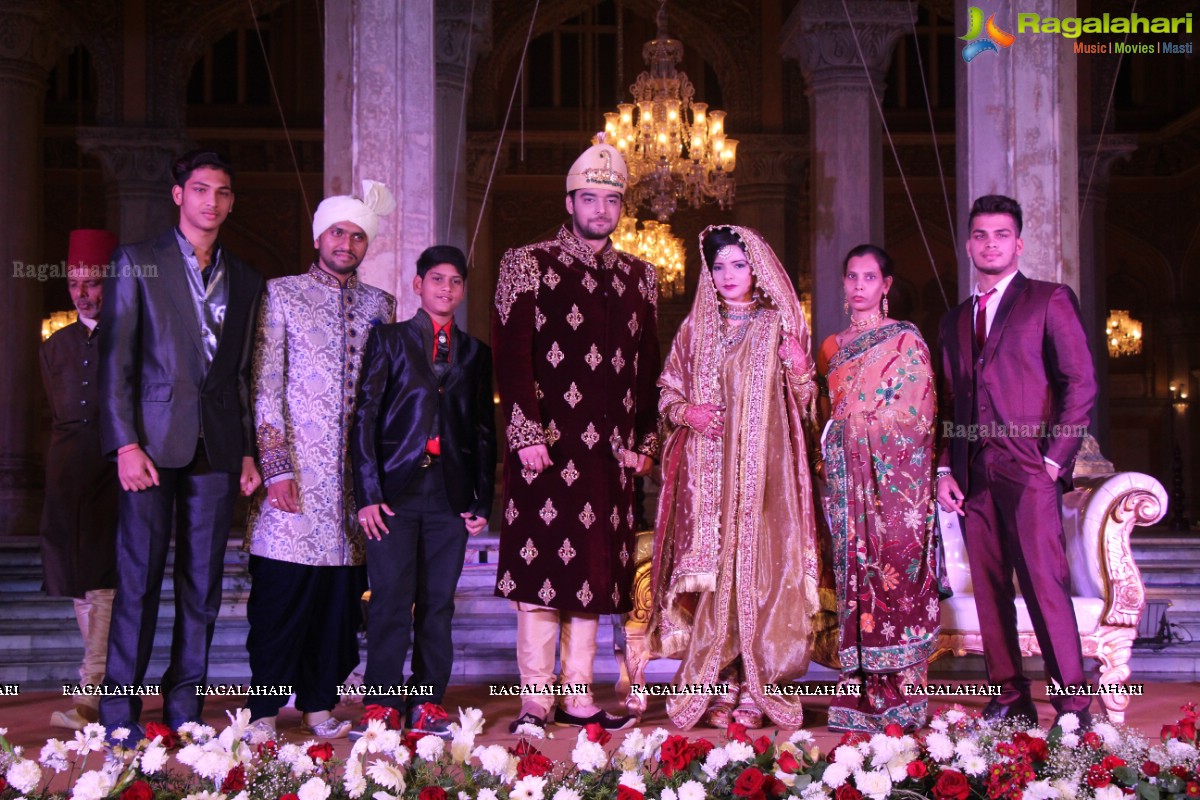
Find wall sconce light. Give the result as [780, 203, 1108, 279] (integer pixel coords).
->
[1169, 382, 1189, 410]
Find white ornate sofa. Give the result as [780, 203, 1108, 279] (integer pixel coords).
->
[619, 458, 1167, 724]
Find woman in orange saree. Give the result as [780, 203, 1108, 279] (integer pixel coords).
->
[817, 244, 943, 732]
[649, 225, 827, 730]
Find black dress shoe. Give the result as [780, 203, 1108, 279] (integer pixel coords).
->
[1053, 708, 1092, 731]
[508, 711, 547, 734]
[553, 707, 636, 730]
[982, 699, 1038, 727]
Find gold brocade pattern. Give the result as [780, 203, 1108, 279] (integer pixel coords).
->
[506, 403, 546, 451]
[494, 248, 541, 325]
[547, 342, 565, 368]
[558, 538, 577, 564]
[567, 305, 584, 330]
[560, 460, 579, 486]
[579, 502, 596, 529]
[585, 344, 602, 370]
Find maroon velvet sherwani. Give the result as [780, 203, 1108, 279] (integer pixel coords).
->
[937, 270, 1097, 713]
[492, 226, 661, 615]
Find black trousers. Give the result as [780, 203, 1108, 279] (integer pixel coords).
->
[245, 556, 366, 719]
[363, 464, 468, 714]
[101, 442, 237, 728]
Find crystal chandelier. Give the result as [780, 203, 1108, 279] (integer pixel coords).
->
[612, 215, 687, 299]
[1105, 309, 1143, 357]
[42, 310, 78, 341]
[601, 3, 737, 222]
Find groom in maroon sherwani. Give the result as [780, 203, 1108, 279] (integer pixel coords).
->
[936, 194, 1097, 728]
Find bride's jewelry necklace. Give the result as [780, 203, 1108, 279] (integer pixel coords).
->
[850, 310, 884, 330]
[718, 298, 759, 322]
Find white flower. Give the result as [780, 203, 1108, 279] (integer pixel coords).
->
[1051, 779, 1078, 800]
[450, 730, 475, 764]
[959, 755, 987, 776]
[474, 744, 514, 778]
[478, 790, 500, 800]
[72, 771, 116, 800]
[619, 729, 646, 759]
[1055, 713, 1080, 733]
[1093, 786, 1124, 800]
[455, 707, 485, 737]
[642, 728, 670, 762]
[822, 762, 850, 789]
[801, 782, 829, 799]
[571, 739, 607, 772]
[944, 709, 965, 724]
[182, 792, 227, 800]
[831, 745, 864, 772]
[354, 719, 389, 754]
[511, 774, 548, 800]
[724, 740, 755, 763]
[1166, 739, 1197, 758]
[38, 739, 70, 772]
[1059, 733, 1080, 748]
[372, 793, 396, 800]
[789, 729, 816, 747]
[1092, 722, 1120, 747]
[855, 769, 892, 800]
[618, 770, 646, 793]
[140, 743, 169, 774]
[700, 747, 730, 780]
[6, 759, 42, 794]
[345, 776, 367, 800]
[954, 739, 979, 759]
[298, 776, 332, 800]
[415, 735, 445, 762]
[177, 722, 216, 742]
[868, 734, 900, 766]
[367, 761, 406, 792]
[661, 789, 678, 800]
[677, 780, 707, 800]
[515, 723, 546, 739]
[230, 792, 248, 800]
[925, 732, 955, 762]
[1024, 779, 1060, 800]
[290, 755, 318, 777]
[928, 718, 949, 732]
[177, 743, 204, 768]
[551, 788, 581, 800]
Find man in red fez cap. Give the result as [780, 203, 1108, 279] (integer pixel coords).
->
[40, 229, 119, 729]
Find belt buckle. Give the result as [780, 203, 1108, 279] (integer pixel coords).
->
[419, 453, 434, 469]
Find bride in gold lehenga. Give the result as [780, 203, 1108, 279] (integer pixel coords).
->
[648, 225, 830, 729]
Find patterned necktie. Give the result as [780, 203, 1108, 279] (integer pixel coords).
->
[975, 288, 996, 350]
[435, 329, 449, 366]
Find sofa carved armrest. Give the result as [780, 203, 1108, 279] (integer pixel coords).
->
[937, 470, 1167, 724]
[616, 530, 656, 718]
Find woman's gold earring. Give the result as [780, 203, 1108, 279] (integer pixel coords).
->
[843, 299, 850, 315]
[882, 295, 889, 317]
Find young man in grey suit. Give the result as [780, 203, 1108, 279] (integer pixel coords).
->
[99, 150, 264, 738]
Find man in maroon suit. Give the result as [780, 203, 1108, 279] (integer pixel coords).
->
[936, 194, 1097, 728]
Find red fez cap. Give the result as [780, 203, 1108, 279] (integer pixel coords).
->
[67, 229, 117, 271]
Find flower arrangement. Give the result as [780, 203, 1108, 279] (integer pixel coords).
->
[3, 703, 1200, 800]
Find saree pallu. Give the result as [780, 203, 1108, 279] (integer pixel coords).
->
[822, 322, 941, 731]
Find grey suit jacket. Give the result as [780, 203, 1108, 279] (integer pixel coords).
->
[99, 229, 264, 472]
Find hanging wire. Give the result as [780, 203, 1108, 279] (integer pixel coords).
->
[1082, 0, 1137, 217]
[905, 0, 957, 256]
[468, 0, 542, 265]
[444, 0, 479, 242]
[247, 0, 311, 220]
[838, 0, 950, 310]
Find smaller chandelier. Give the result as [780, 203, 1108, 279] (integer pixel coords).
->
[612, 215, 687, 299]
[601, 3, 737, 222]
[42, 310, 78, 341]
[1105, 309, 1143, 358]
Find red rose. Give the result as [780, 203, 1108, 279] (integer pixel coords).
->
[688, 738, 715, 761]
[513, 740, 540, 757]
[753, 735, 772, 755]
[307, 742, 334, 762]
[121, 780, 153, 800]
[659, 736, 691, 776]
[361, 704, 402, 729]
[404, 731, 428, 751]
[727, 722, 750, 743]
[1083, 731, 1103, 749]
[517, 753, 553, 778]
[907, 761, 928, 779]
[145, 721, 176, 748]
[1172, 766, 1192, 779]
[1027, 738, 1049, 762]
[835, 785, 863, 800]
[1162, 724, 1180, 741]
[221, 765, 246, 793]
[1102, 755, 1127, 771]
[618, 786, 644, 800]
[1086, 764, 1111, 789]
[1182, 720, 1198, 741]
[258, 740, 279, 759]
[884, 723, 905, 738]
[279, 794, 300, 800]
[418, 788, 447, 800]
[733, 767, 767, 798]
[585, 722, 611, 745]
[1188, 783, 1200, 799]
[776, 750, 800, 774]
[1142, 760, 1161, 778]
[932, 769, 971, 800]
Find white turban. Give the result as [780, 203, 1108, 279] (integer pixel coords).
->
[311, 179, 397, 244]
[566, 135, 628, 195]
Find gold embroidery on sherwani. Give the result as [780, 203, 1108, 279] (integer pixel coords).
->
[582, 423, 600, 449]
[628, 312, 640, 338]
[520, 538, 539, 565]
[256, 422, 291, 478]
[505, 500, 519, 524]
[506, 403, 545, 450]
[564, 382, 583, 408]
[611, 348, 625, 374]
[543, 268, 561, 289]
[538, 498, 558, 525]
[566, 304, 584, 330]
[544, 420, 561, 446]
[611, 506, 620, 529]
[558, 538, 577, 564]
[538, 579, 557, 604]
[582, 271, 598, 294]
[619, 541, 630, 566]
[547, 342, 565, 368]
[535, 308, 547, 331]
[585, 344, 602, 370]
[577, 580, 594, 606]
[611, 274, 626, 296]
[498, 571, 516, 596]
[560, 460, 579, 486]
[495, 248, 540, 325]
[623, 389, 634, 413]
[612, 583, 620, 606]
[579, 502, 596, 529]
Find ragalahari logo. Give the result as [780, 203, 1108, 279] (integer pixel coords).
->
[960, 7, 1016, 62]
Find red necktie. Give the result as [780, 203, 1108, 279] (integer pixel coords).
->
[975, 288, 996, 350]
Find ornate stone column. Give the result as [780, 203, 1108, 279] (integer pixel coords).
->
[781, 0, 914, 343]
[325, 0, 438, 318]
[76, 128, 191, 242]
[1079, 135, 1136, 453]
[955, 0, 1079, 294]
[733, 135, 809, 284]
[0, 2, 59, 534]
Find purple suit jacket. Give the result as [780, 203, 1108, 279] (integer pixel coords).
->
[936, 271, 1096, 491]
